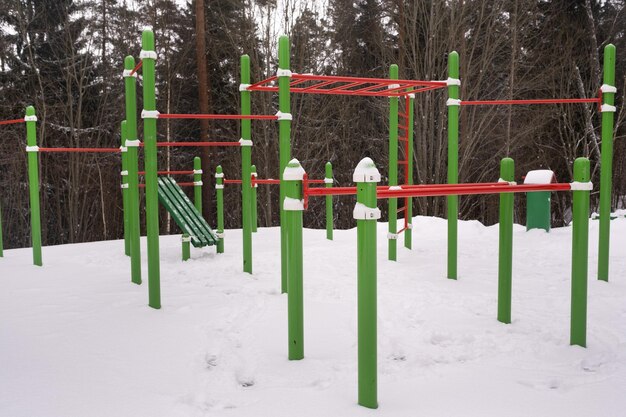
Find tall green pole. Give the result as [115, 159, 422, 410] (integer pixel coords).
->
[182, 234, 190, 261]
[571, 157, 591, 347]
[284, 159, 304, 360]
[278, 35, 292, 293]
[141, 30, 161, 309]
[388, 64, 399, 261]
[194, 156, 203, 213]
[215, 165, 225, 254]
[121, 120, 130, 256]
[0, 203, 3, 257]
[251, 165, 258, 233]
[25, 106, 42, 266]
[447, 51, 460, 280]
[240, 55, 253, 274]
[354, 157, 380, 409]
[325, 161, 333, 240]
[405, 94, 414, 249]
[124, 56, 141, 285]
[497, 158, 514, 324]
[597, 44, 616, 282]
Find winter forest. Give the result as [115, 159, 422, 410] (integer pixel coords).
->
[0, 0, 624, 249]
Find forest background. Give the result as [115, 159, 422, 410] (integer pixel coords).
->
[0, 0, 624, 249]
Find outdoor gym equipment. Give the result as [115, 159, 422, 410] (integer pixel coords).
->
[283, 156, 591, 408]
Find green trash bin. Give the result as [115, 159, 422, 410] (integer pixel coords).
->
[524, 170, 555, 232]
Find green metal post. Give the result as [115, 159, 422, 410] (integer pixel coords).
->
[597, 44, 616, 282]
[124, 56, 141, 285]
[241, 55, 253, 274]
[0, 203, 3, 257]
[182, 234, 190, 261]
[121, 120, 130, 256]
[405, 94, 414, 249]
[325, 161, 333, 240]
[278, 35, 292, 293]
[141, 30, 161, 309]
[497, 158, 514, 324]
[25, 106, 42, 266]
[447, 51, 460, 280]
[571, 157, 590, 347]
[388, 64, 399, 261]
[194, 156, 203, 213]
[251, 165, 258, 233]
[354, 157, 380, 409]
[215, 165, 225, 254]
[284, 159, 304, 360]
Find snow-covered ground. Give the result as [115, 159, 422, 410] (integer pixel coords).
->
[1, 216, 625, 417]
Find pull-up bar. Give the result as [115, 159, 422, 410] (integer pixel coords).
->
[460, 97, 601, 107]
[0, 118, 25, 126]
[35, 147, 122, 153]
[138, 170, 195, 175]
[153, 113, 279, 120]
[140, 141, 242, 147]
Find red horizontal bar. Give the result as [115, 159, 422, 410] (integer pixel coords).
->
[129, 60, 143, 76]
[39, 147, 121, 153]
[378, 183, 572, 199]
[461, 98, 600, 106]
[305, 182, 518, 198]
[0, 118, 25, 126]
[253, 179, 280, 185]
[138, 170, 194, 175]
[143, 141, 241, 147]
[158, 114, 278, 120]
[224, 179, 242, 184]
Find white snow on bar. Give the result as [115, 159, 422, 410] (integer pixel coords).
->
[283, 197, 304, 211]
[570, 181, 593, 191]
[353, 202, 381, 220]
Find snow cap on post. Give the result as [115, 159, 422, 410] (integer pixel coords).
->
[353, 157, 381, 183]
[283, 158, 306, 181]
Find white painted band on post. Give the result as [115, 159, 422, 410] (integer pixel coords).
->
[239, 84, 251, 91]
[125, 139, 141, 147]
[570, 181, 593, 191]
[122, 69, 137, 78]
[283, 197, 304, 211]
[324, 178, 334, 184]
[25, 145, 39, 152]
[120, 146, 128, 153]
[353, 202, 381, 220]
[120, 170, 129, 176]
[601, 104, 616, 113]
[216, 232, 224, 239]
[214, 172, 224, 178]
[277, 68, 293, 77]
[141, 110, 160, 119]
[24, 115, 37, 122]
[600, 84, 617, 93]
[446, 77, 461, 86]
[215, 184, 224, 189]
[275, 111, 293, 121]
[194, 181, 203, 186]
[121, 183, 129, 189]
[407, 93, 415, 99]
[239, 138, 253, 146]
[446, 98, 461, 106]
[181, 236, 192, 243]
[193, 169, 203, 175]
[387, 233, 398, 240]
[139, 50, 157, 60]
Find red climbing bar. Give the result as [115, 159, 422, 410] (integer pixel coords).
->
[0, 118, 25, 126]
[224, 179, 243, 184]
[157, 113, 278, 120]
[138, 170, 194, 175]
[461, 98, 600, 106]
[129, 60, 143, 76]
[378, 183, 573, 199]
[253, 179, 280, 185]
[140, 141, 242, 147]
[38, 147, 121, 153]
[247, 74, 447, 97]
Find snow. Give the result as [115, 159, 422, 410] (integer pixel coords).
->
[524, 170, 555, 184]
[1, 216, 626, 417]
